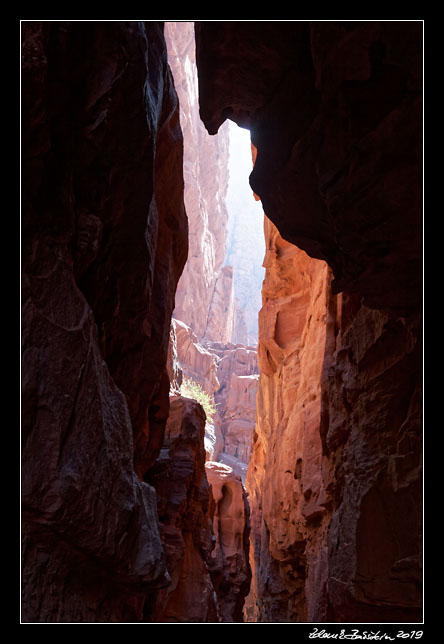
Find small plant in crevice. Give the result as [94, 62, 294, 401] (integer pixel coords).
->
[181, 377, 217, 424]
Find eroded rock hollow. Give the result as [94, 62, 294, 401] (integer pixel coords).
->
[22, 20, 422, 624]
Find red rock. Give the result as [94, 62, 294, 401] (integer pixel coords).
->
[204, 265, 236, 343]
[146, 399, 252, 623]
[164, 22, 231, 342]
[245, 218, 422, 622]
[170, 313, 258, 469]
[321, 296, 422, 623]
[195, 22, 422, 623]
[172, 318, 220, 393]
[168, 318, 224, 461]
[212, 343, 259, 474]
[21, 21, 186, 621]
[245, 217, 333, 622]
[166, 319, 183, 396]
[195, 21, 422, 314]
[145, 396, 219, 622]
[205, 461, 252, 622]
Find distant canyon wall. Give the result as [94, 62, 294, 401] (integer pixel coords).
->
[164, 21, 233, 343]
[162, 330, 253, 622]
[165, 21, 264, 347]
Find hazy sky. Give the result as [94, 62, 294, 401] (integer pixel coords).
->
[226, 121, 266, 342]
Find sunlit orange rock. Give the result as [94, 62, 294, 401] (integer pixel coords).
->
[245, 217, 334, 622]
[245, 218, 422, 622]
[206, 461, 251, 622]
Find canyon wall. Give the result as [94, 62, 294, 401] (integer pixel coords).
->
[195, 21, 422, 623]
[22, 21, 188, 622]
[144, 395, 218, 622]
[22, 19, 422, 624]
[169, 316, 258, 476]
[245, 218, 335, 622]
[164, 21, 232, 342]
[155, 326, 253, 622]
[22, 20, 252, 624]
[209, 341, 259, 480]
[160, 25, 255, 620]
[144, 395, 252, 623]
[206, 461, 252, 622]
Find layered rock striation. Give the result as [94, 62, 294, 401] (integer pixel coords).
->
[195, 21, 422, 623]
[22, 21, 187, 622]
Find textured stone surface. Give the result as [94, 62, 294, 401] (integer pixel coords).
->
[195, 21, 422, 314]
[168, 318, 224, 461]
[165, 21, 231, 342]
[213, 344, 259, 472]
[172, 318, 220, 393]
[204, 265, 235, 343]
[22, 21, 187, 621]
[245, 217, 334, 622]
[145, 396, 218, 622]
[245, 218, 422, 623]
[166, 320, 183, 396]
[169, 317, 258, 467]
[206, 461, 252, 622]
[321, 295, 422, 623]
[145, 399, 252, 623]
[196, 21, 422, 623]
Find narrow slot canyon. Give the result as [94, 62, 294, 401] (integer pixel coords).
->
[21, 20, 423, 627]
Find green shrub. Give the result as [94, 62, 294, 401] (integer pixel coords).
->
[181, 377, 217, 423]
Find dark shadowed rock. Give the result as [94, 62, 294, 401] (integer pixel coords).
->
[22, 21, 187, 621]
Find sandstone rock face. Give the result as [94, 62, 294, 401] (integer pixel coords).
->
[172, 318, 220, 393]
[195, 21, 422, 623]
[210, 342, 259, 480]
[145, 398, 252, 623]
[145, 396, 218, 622]
[217, 371, 258, 470]
[166, 320, 183, 396]
[22, 21, 187, 621]
[246, 218, 422, 623]
[169, 316, 258, 469]
[245, 218, 334, 622]
[204, 265, 235, 344]
[321, 295, 422, 623]
[164, 21, 231, 342]
[206, 461, 252, 622]
[168, 318, 224, 461]
[195, 21, 422, 315]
